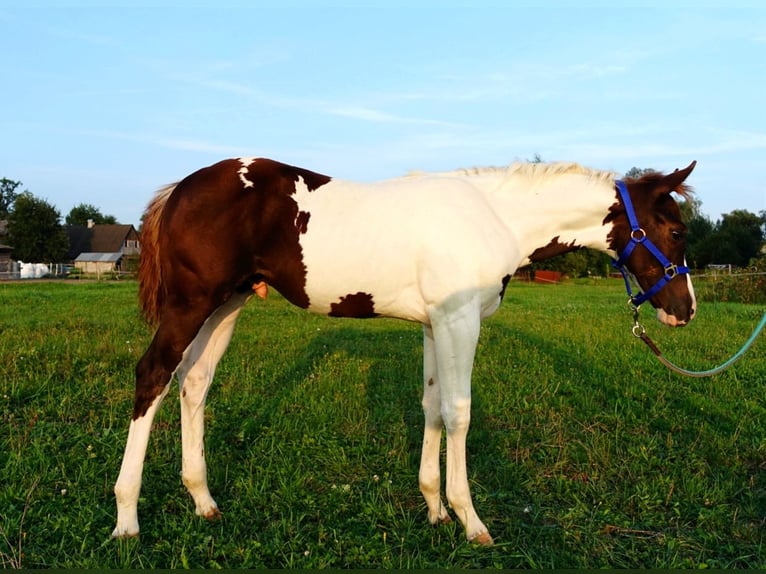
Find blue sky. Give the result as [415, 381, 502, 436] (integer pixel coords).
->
[1, 1, 764, 228]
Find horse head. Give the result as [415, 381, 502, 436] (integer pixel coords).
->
[608, 161, 697, 326]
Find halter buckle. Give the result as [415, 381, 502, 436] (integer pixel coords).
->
[664, 263, 678, 278]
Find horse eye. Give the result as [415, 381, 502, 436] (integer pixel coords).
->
[671, 230, 684, 241]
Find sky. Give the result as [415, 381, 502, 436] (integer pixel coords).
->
[1, 1, 765, 228]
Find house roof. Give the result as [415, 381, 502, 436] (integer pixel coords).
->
[74, 252, 123, 263]
[92, 224, 136, 251]
[67, 227, 92, 260]
[66, 224, 138, 260]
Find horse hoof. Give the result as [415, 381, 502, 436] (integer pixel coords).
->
[111, 527, 139, 539]
[202, 507, 222, 522]
[470, 531, 494, 546]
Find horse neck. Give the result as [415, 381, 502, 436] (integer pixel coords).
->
[486, 170, 617, 262]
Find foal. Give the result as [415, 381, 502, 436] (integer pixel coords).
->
[113, 158, 697, 544]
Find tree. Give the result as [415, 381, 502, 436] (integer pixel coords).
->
[711, 210, 765, 267]
[677, 193, 704, 223]
[686, 209, 765, 268]
[624, 166, 657, 180]
[532, 248, 612, 278]
[65, 203, 117, 226]
[686, 213, 715, 268]
[6, 192, 69, 262]
[0, 178, 22, 219]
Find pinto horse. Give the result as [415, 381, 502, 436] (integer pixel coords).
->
[112, 158, 697, 544]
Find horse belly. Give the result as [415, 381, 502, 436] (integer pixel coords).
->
[300, 231, 428, 322]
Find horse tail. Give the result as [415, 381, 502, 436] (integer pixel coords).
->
[138, 183, 177, 325]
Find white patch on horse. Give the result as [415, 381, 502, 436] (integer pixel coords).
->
[237, 157, 257, 189]
[292, 175, 311, 201]
[292, 174, 519, 323]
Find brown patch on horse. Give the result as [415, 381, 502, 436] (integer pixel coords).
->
[239, 157, 331, 193]
[137, 158, 333, 326]
[295, 210, 310, 234]
[132, 158, 333, 418]
[499, 274, 512, 300]
[528, 236, 581, 263]
[603, 162, 696, 319]
[329, 292, 378, 318]
[604, 162, 696, 254]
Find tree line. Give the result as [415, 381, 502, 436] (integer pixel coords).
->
[1, 178, 118, 262]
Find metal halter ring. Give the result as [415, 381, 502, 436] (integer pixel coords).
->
[664, 263, 678, 278]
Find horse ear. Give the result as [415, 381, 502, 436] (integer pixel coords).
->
[658, 160, 696, 195]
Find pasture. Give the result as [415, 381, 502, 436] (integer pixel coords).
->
[1, 280, 764, 568]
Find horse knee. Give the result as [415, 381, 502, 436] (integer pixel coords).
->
[133, 350, 176, 419]
[441, 399, 471, 432]
[179, 369, 210, 406]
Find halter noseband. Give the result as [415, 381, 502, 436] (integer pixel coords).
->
[610, 180, 689, 308]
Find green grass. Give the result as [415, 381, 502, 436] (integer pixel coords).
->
[1, 280, 764, 568]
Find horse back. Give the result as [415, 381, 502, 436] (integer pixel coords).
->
[146, 158, 513, 323]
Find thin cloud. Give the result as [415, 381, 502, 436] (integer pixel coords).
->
[75, 127, 247, 156]
[324, 105, 460, 127]
[552, 129, 766, 166]
[182, 70, 464, 128]
[564, 62, 627, 79]
[157, 137, 247, 156]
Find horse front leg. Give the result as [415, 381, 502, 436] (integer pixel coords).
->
[177, 294, 248, 521]
[429, 296, 493, 545]
[419, 325, 451, 525]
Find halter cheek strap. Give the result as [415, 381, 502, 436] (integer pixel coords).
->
[610, 180, 689, 308]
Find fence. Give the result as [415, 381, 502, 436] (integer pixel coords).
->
[0, 262, 71, 281]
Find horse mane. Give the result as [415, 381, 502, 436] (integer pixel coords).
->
[138, 182, 177, 325]
[417, 162, 693, 199]
[417, 161, 617, 185]
[508, 161, 617, 184]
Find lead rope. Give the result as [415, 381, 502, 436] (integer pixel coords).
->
[629, 303, 766, 377]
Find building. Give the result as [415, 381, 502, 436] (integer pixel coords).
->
[67, 221, 140, 276]
[0, 243, 13, 278]
[0, 220, 14, 278]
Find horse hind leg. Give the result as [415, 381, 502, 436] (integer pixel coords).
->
[176, 293, 248, 521]
[112, 300, 223, 539]
[112, 382, 171, 538]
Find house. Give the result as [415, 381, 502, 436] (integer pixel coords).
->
[0, 220, 14, 278]
[67, 221, 140, 276]
[0, 243, 13, 278]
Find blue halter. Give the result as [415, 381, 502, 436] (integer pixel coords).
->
[610, 180, 689, 308]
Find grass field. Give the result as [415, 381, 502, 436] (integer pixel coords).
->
[1, 279, 764, 568]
